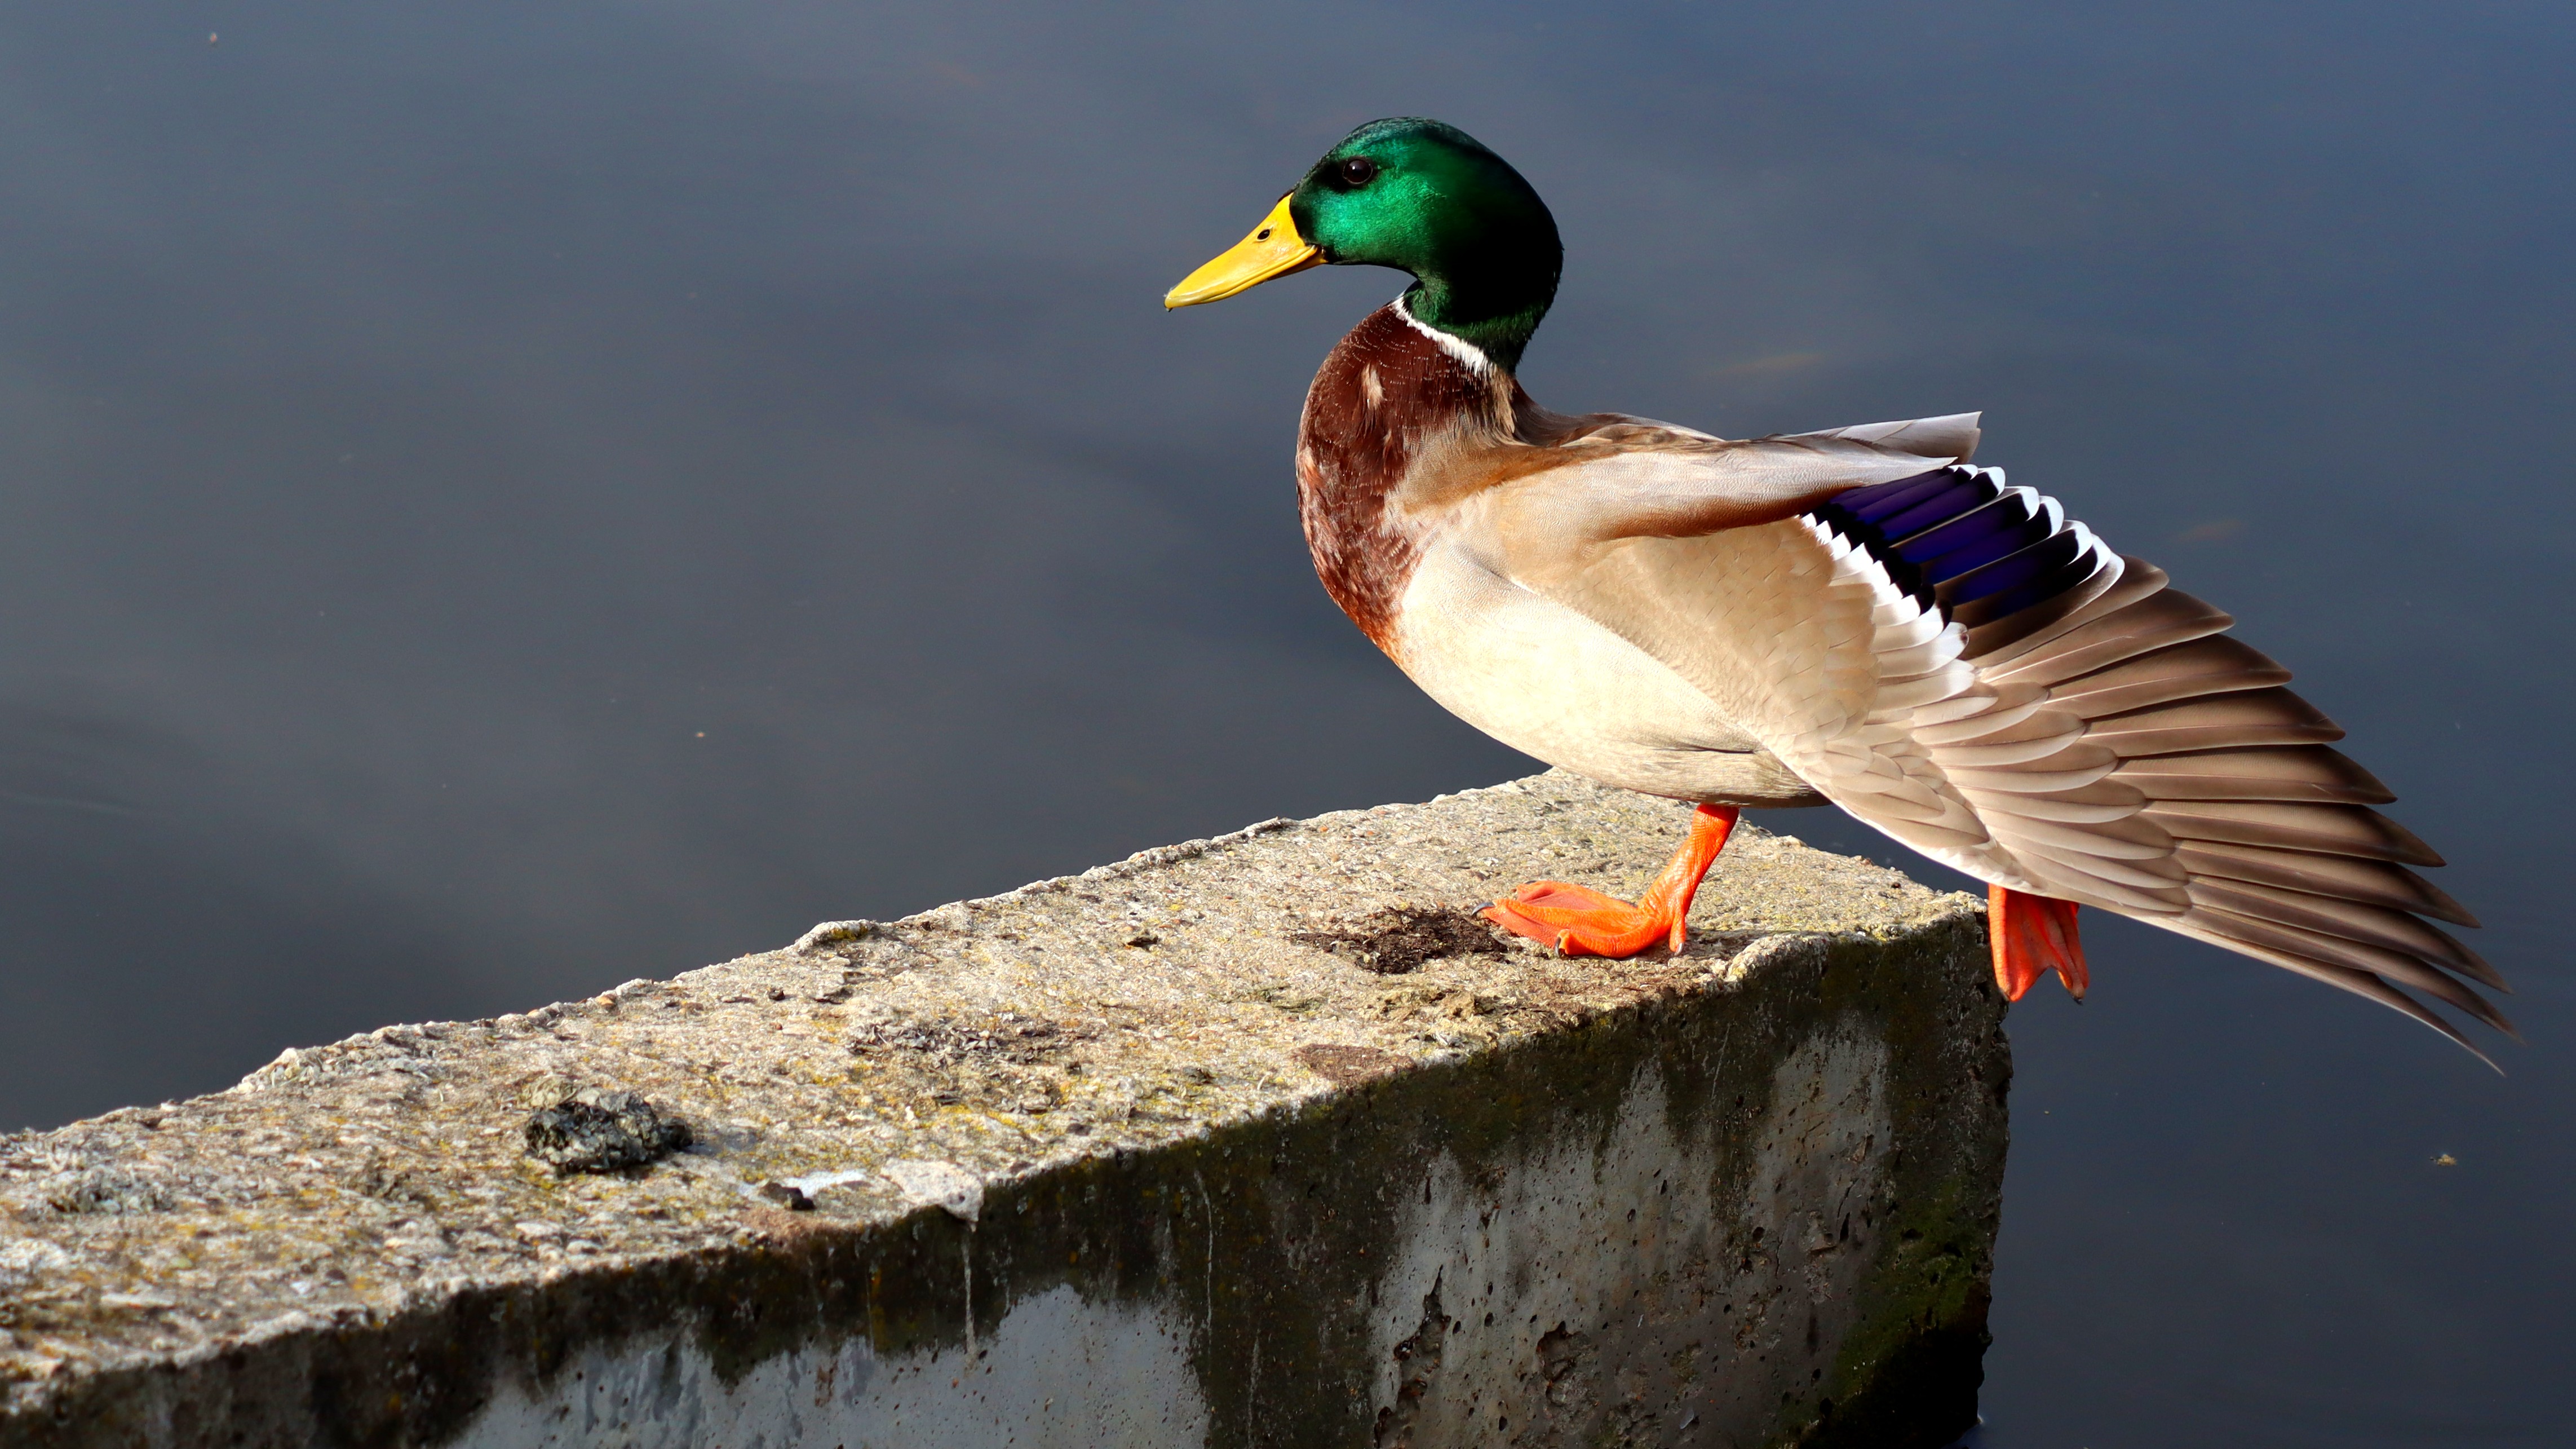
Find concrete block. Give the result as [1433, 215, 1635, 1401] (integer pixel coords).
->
[0, 771, 2009, 1447]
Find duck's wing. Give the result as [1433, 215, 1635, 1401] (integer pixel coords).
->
[1778, 411, 1985, 464]
[1477, 413, 1977, 542]
[1485, 450, 2503, 1055]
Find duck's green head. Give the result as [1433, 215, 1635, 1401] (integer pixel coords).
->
[1166, 118, 1561, 373]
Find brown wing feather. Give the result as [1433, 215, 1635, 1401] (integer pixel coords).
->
[2171, 842, 2478, 929]
[2115, 746, 2395, 805]
[1937, 553, 2502, 1050]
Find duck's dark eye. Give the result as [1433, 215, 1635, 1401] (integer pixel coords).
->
[1338, 157, 1379, 187]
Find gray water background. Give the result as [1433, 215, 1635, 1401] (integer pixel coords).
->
[0, 3, 2567, 1443]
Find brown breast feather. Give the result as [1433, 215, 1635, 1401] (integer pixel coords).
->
[1295, 305, 1645, 650]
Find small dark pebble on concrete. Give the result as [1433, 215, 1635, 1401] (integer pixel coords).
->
[758, 1181, 816, 1211]
[1293, 905, 1509, 974]
[523, 1088, 692, 1175]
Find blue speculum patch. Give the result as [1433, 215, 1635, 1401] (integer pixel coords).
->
[1810, 466, 2095, 630]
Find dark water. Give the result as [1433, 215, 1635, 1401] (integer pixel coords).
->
[2, 3, 2567, 1442]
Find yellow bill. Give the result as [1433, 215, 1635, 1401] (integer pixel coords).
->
[1163, 194, 1323, 308]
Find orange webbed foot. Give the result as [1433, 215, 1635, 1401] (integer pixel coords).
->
[1482, 883, 1673, 957]
[1482, 805, 1738, 960]
[1989, 884, 2088, 1001]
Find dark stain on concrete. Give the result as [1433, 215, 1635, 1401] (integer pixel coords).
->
[1293, 904, 1510, 974]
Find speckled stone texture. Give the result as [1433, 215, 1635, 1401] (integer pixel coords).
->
[0, 771, 2010, 1448]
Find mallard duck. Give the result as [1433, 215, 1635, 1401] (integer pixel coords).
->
[1167, 118, 2505, 1056]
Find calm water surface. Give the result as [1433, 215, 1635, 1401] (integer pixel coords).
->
[0, 4, 2567, 1443]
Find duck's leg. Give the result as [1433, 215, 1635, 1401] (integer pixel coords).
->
[1988, 884, 2088, 1001]
[1482, 804, 1738, 957]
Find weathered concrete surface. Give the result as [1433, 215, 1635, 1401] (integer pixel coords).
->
[0, 771, 2010, 1448]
